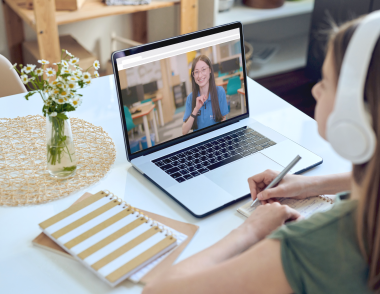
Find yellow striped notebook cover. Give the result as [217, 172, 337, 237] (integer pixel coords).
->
[39, 190, 178, 287]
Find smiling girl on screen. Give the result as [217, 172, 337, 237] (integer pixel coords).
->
[182, 55, 229, 135]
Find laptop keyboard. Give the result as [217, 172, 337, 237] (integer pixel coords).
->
[152, 127, 276, 183]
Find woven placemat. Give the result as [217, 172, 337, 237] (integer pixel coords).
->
[0, 115, 116, 206]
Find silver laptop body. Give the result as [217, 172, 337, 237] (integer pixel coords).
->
[112, 22, 322, 217]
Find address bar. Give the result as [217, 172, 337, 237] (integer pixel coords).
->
[147, 34, 240, 61]
[121, 33, 240, 67]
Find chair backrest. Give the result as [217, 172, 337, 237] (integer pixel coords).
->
[0, 55, 27, 98]
[226, 76, 242, 95]
[123, 106, 136, 131]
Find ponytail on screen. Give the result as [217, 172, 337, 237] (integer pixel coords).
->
[329, 18, 380, 292]
[190, 55, 223, 130]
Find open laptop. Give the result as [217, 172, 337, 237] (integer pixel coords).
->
[111, 22, 322, 218]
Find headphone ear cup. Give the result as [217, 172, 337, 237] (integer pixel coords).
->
[325, 11, 380, 164]
[327, 112, 376, 164]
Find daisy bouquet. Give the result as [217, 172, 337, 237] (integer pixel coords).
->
[11, 49, 100, 178]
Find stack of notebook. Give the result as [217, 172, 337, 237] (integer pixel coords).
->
[38, 190, 185, 287]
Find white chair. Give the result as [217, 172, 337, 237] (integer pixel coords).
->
[0, 54, 27, 98]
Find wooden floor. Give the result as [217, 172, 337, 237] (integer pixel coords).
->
[255, 68, 317, 118]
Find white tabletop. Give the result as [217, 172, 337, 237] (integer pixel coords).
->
[0, 76, 351, 294]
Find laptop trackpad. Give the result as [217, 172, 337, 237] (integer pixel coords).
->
[205, 153, 284, 199]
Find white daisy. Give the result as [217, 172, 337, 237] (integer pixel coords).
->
[67, 75, 78, 82]
[38, 59, 49, 65]
[82, 72, 91, 81]
[52, 88, 60, 95]
[49, 112, 57, 117]
[69, 57, 79, 65]
[51, 80, 59, 86]
[85, 79, 92, 85]
[66, 50, 73, 57]
[45, 68, 56, 77]
[24, 64, 36, 73]
[55, 82, 64, 89]
[9, 63, 17, 70]
[62, 68, 71, 74]
[50, 77, 63, 86]
[93, 71, 100, 78]
[73, 70, 82, 78]
[20, 74, 29, 84]
[67, 81, 77, 90]
[59, 90, 70, 97]
[35, 68, 44, 76]
[71, 96, 82, 108]
[55, 97, 65, 104]
[61, 60, 69, 68]
[93, 60, 100, 70]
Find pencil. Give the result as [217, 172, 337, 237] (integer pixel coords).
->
[250, 155, 302, 207]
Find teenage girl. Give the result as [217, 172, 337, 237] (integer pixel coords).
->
[182, 55, 229, 135]
[144, 14, 380, 294]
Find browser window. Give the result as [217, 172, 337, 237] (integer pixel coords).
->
[115, 28, 247, 154]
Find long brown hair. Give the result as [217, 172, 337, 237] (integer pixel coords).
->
[329, 18, 380, 292]
[190, 55, 223, 130]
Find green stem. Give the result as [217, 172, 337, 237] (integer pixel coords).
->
[38, 90, 45, 102]
[47, 115, 74, 167]
[84, 65, 94, 72]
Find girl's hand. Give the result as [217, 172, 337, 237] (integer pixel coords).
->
[195, 95, 207, 111]
[248, 169, 314, 204]
[236, 202, 302, 245]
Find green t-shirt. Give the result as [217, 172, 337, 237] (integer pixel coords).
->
[267, 193, 372, 294]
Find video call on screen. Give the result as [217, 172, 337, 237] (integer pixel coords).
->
[118, 38, 246, 154]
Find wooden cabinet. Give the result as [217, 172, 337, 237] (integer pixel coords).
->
[3, 0, 198, 65]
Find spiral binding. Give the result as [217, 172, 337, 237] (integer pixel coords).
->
[318, 195, 334, 204]
[101, 190, 176, 239]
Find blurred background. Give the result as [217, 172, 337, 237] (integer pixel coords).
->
[2, 0, 379, 120]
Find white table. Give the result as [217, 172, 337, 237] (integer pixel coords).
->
[0, 76, 351, 294]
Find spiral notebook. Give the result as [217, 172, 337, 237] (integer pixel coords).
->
[39, 190, 179, 287]
[237, 195, 335, 218]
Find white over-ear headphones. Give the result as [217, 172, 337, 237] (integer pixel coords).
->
[326, 11, 380, 164]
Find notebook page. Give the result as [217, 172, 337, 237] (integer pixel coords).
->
[237, 195, 335, 218]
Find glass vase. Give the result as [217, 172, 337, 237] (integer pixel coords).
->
[46, 114, 77, 178]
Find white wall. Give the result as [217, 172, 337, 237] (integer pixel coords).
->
[170, 53, 191, 95]
[0, 4, 179, 67]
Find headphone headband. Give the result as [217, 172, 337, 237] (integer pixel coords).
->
[326, 11, 380, 164]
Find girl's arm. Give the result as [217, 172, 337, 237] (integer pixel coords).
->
[182, 108, 199, 135]
[143, 203, 300, 294]
[182, 95, 206, 135]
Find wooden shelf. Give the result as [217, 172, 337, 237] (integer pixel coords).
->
[5, 0, 180, 31]
[216, 0, 314, 26]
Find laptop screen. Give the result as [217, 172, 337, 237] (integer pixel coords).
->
[113, 24, 248, 158]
